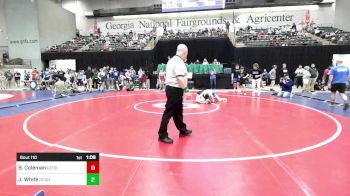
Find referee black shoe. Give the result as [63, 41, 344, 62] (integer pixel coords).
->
[158, 137, 173, 144]
[179, 129, 192, 137]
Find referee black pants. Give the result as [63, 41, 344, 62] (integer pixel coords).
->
[158, 86, 187, 139]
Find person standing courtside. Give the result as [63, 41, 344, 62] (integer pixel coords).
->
[251, 63, 262, 97]
[328, 60, 349, 110]
[158, 44, 192, 144]
[269, 65, 277, 91]
[308, 64, 319, 92]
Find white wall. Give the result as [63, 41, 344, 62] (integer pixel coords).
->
[37, 0, 76, 49]
[62, 0, 160, 35]
[5, 0, 42, 68]
[335, 0, 350, 31]
[0, 0, 8, 47]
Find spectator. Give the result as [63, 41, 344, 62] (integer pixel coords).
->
[262, 69, 269, 86]
[97, 28, 101, 36]
[212, 59, 219, 64]
[0, 72, 5, 89]
[269, 65, 277, 90]
[129, 66, 137, 81]
[109, 68, 117, 90]
[225, 21, 230, 33]
[89, 29, 93, 37]
[42, 68, 50, 80]
[240, 67, 249, 95]
[140, 71, 147, 89]
[57, 68, 65, 79]
[53, 76, 68, 98]
[322, 66, 331, 86]
[231, 64, 241, 91]
[203, 58, 209, 65]
[14, 71, 21, 88]
[277, 75, 293, 98]
[158, 70, 166, 90]
[85, 66, 93, 92]
[280, 63, 288, 78]
[31, 68, 39, 81]
[4, 70, 13, 89]
[294, 65, 304, 89]
[303, 66, 311, 92]
[92, 68, 99, 89]
[24, 70, 30, 81]
[308, 64, 319, 92]
[98, 68, 107, 91]
[76, 29, 80, 37]
[209, 67, 216, 89]
[77, 70, 85, 86]
[251, 63, 262, 97]
[145, 70, 152, 89]
[138, 67, 143, 78]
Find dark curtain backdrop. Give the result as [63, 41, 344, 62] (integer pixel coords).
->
[154, 37, 234, 65]
[42, 39, 350, 82]
[42, 50, 154, 71]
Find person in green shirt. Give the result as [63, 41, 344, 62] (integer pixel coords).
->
[92, 68, 99, 89]
[54, 76, 68, 97]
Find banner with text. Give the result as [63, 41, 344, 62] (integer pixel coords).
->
[97, 6, 334, 34]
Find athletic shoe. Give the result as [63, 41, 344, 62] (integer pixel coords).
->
[344, 103, 349, 110]
[329, 102, 336, 107]
[158, 137, 173, 144]
[179, 129, 192, 137]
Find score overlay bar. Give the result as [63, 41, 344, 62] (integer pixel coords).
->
[16, 153, 99, 186]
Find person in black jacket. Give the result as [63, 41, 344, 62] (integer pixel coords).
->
[231, 64, 241, 91]
[14, 71, 21, 88]
[279, 63, 289, 79]
[4, 70, 13, 89]
[240, 67, 249, 95]
[251, 63, 262, 97]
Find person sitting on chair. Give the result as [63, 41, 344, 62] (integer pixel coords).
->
[202, 58, 209, 65]
[53, 76, 68, 98]
[277, 75, 293, 98]
[196, 89, 227, 104]
[125, 80, 135, 91]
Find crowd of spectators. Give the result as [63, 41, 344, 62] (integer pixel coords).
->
[227, 62, 332, 98]
[44, 36, 91, 52]
[236, 24, 321, 47]
[160, 27, 227, 40]
[310, 26, 350, 45]
[0, 65, 151, 93]
[44, 30, 156, 52]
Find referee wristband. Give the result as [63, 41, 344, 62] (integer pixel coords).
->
[183, 86, 189, 93]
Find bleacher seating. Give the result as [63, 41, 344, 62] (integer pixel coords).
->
[160, 27, 228, 40]
[44, 31, 155, 52]
[236, 26, 321, 47]
[310, 26, 350, 45]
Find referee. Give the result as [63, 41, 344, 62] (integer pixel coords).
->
[158, 44, 192, 144]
